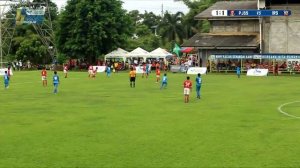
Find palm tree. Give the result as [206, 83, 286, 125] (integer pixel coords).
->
[158, 11, 185, 44]
[182, 0, 216, 37]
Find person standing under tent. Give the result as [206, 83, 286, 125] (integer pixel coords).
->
[236, 66, 241, 78]
[160, 73, 168, 90]
[274, 62, 279, 76]
[4, 71, 9, 89]
[183, 76, 192, 103]
[156, 62, 160, 70]
[129, 67, 136, 88]
[41, 67, 47, 87]
[53, 71, 60, 94]
[63, 64, 68, 78]
[195, 73, 202, 99]
[114, 62, 119, 73]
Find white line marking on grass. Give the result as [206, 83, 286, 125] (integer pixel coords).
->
[278, 101, 300, 119]
[10, 77, 82, 85]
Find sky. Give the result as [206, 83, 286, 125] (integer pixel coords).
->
[52, 0, 189, 15]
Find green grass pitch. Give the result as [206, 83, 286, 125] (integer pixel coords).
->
[1, 71, 300, 167]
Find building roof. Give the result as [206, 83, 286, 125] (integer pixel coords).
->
[181, 33, 259, 49]
[195, 1, 258, 20]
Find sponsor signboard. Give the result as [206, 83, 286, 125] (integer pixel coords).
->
[16, 7, 45, 25]
[92, 66, 106, 73]
[247, 69, 268, 76]
[212, 54, 300, 60]
[0, 68, 13, 76]
[187, 67, 207, 75]
[170, 65, 188, 73]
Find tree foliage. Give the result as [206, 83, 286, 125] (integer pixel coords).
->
[158, 12, 185, 44]
[56, 0, 134, 63]
[126, 10, 162, 52]
[182, 0, 215, 36]
[15, 34, 48, 64]
[5, 0, 222, 65]
[140, 12, 161, 32]
[9, 0, 58, 64]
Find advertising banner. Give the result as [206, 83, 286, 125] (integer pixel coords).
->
[170, 65, 188, 73]
[187, 67, 207, 75]
[212, 54, 300, 60]
[135, 66, 144, 74]
[92, 66, 106, 73]
[0, 68, 13, 76]
[287, 59, 300, 68]
[170, 65, 181, 72]
[16, 7, 45, 25]
[247, 69, 268, 76]
[134, 65, 151, 74]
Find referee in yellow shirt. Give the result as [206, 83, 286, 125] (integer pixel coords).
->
[129, 67, 136, 88]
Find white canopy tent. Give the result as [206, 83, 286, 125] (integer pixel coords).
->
[147, 47, 173, 63]
[104, 48, 129, 62]
[148, 47, 172, 58]
[125, 47, 150, 63]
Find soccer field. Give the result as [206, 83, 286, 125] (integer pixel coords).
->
[1, 71, 300, 167]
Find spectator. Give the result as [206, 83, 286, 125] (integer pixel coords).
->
[274, 62, 279, 76]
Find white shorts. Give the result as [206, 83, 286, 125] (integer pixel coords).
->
[88, 70, 93, 74]
[156, 75, 160, 78]
[184, 88, 190, 95]
[64, 70, 67, 73]
[42, 76, 47, 81]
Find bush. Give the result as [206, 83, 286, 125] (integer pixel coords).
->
[57, 53, 69, 65]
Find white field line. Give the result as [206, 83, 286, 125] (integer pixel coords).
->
[10, 77, 82, 85]
[8, 77, 217, 86]
[277, 101, 300, 119]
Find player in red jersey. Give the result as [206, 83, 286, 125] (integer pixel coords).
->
[88, 65, 93, 78]
[156, 68, 161, 83]
[63, 64, 68, 78]
[41, 67, 47, 87]
[183, 76, 192, 103]
[92, 67, 98, 79]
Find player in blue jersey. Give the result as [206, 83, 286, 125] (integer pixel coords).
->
[195, 73, 202, 99]
[4, 71, 9, 89]
[106, 65, 111, 77]
[53, 71, 60, 94]
[160, 73, 167, 90]
[145, 63, 150, 78]
[236, 66, 241, 78]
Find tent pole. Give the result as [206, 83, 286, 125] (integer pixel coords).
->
[241, 59, 243, 74]
[273, 59, 275, 76]
[209, 56, 212, 73]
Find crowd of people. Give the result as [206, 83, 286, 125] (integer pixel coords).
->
[212, 60, 300, 73]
